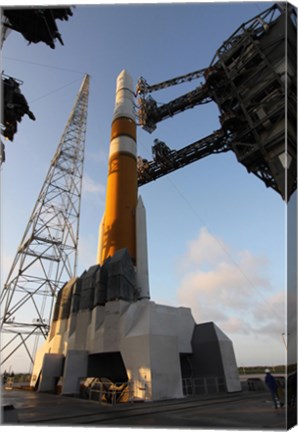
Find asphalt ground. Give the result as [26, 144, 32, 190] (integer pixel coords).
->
[1, 387, 295, 430]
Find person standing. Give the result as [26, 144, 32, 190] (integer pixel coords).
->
[265, 369, 281, 409]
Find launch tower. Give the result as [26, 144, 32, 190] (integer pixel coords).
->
[137, 3, 296, 202]
[0, 74, 90, 369]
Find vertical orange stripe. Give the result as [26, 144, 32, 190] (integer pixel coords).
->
[99, 152, 137, 265]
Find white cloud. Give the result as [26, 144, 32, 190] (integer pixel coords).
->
[82, 174, 105, 195]
[180, 226, 228, 269]
[177, 227, 285, 340]
[221, 316, 252, 335]
[252, 291, 286, 335]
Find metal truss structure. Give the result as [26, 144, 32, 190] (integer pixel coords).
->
[0, 74, 90, 368]
[137, 3, 297, 201]
[137, 131, 232, 186]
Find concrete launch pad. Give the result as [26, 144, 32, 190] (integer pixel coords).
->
[1, 388, 289, 429]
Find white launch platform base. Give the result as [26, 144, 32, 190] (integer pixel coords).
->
[31, 298, 241, 400]
[32, 299, 194, 399]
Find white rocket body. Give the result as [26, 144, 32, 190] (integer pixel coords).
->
[136, 195, 150, 299]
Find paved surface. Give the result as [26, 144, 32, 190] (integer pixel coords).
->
[1, 387, 293, 429]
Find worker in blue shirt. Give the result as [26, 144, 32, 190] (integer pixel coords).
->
[265, 369, 281, 408]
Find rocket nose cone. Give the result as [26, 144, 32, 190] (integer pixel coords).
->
[119, 69, 129, 78]
[117, 69, 133, 92]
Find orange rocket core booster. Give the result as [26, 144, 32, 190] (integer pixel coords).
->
[97, 70, 137, 265]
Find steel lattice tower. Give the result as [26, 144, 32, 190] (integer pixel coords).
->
[0, 74, 90, 369]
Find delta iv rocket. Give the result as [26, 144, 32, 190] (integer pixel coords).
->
[30, 70, 240, 400]
[97, 70, 149, 299]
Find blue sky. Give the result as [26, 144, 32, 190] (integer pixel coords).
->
[1, 1, 295, 372]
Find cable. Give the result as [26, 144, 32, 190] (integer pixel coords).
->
[2, 55, 84, 75]
[166, 175, 284, 322]
[138, 138, 284, 322]
[28, 78, 83, 104]
[170, 178, 284, 318]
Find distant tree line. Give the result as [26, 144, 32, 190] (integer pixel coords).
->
[238, 365, 286, 374]
[2, 371, 31, 384]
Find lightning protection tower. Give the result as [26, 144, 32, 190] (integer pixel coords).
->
[0, 74, 90, 370]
